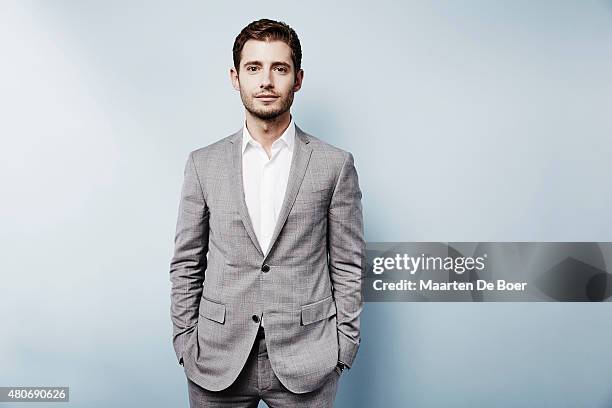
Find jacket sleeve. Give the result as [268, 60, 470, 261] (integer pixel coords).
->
[327, 152, 365, 368]
[169, 151, 209, 365]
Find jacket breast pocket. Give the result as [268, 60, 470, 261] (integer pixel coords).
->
[294, 186, 333, 210]
[199, 296, 226, 324]
[301, 295, 337, 325]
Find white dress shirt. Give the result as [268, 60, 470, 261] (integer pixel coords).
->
[242, 118, 295, 327]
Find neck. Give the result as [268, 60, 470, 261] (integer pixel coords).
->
[244, 110, 292, 149]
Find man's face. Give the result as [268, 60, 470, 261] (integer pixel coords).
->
[231, 40, 303, 120]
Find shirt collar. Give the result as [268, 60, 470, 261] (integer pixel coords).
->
[241, 116, 295, 155]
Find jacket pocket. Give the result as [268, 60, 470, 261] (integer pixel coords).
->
[199, 296, 226, 324]
[295, 186, 333, 206]
[300, 295, 336, 326]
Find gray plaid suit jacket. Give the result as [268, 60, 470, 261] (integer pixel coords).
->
[169, 125, 365, 394]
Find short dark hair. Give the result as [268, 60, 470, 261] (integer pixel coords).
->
[233, 19, 302, 77]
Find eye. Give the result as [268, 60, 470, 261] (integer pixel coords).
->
[246, 66, 259, 72]
[275, 66, 288, 73]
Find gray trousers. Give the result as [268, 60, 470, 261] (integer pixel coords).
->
[186, 326, 341, 407]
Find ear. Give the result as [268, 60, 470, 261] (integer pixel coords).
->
[230, 67, 240, 91]
[293, 69, 304, 92]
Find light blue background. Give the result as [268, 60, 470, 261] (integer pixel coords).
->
[1, 1, 612, 407]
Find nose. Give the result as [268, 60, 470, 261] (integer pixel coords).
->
[260, 69, 273, 89]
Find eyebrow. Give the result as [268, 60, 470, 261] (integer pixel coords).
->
[242, 60, 291, 68]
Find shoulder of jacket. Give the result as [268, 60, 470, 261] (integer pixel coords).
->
[300, 130, 351, 163]
[189, 132, 235, 161]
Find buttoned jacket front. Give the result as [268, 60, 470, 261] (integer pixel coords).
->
[170, 125, 365, 394]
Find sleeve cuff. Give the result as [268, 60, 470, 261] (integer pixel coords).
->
[338, 331, 360, 368]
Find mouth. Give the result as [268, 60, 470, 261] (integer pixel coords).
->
[255, 94, 279, 102]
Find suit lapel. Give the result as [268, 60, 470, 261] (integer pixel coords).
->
[227, 124, 313, 259]
[228, 129, 264, 256]
[265, 125, 312, 259]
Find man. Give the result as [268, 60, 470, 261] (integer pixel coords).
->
[169, 18, 365, 407]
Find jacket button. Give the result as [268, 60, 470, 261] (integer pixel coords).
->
[252, 314, 260, 323]
[261, 264, 270, 273]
